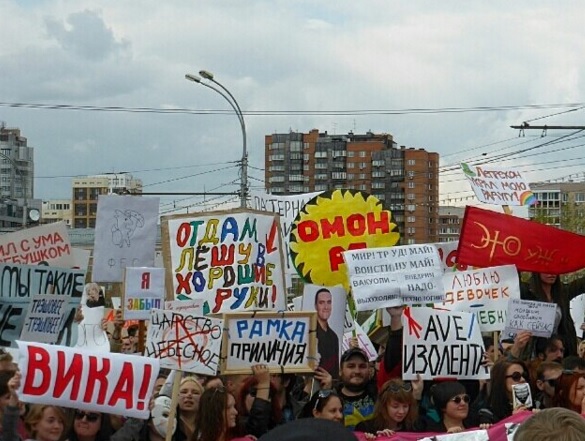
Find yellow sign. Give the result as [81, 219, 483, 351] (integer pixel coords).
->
[289, 189, 400, 287]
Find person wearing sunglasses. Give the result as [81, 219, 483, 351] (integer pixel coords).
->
[550, 370, 585, 413]
[533, 361, 563, 409]
[419, 381, 470, 434]
[300, 389, 343, 423]
[65, 410, 113, 441]
[355, 379, 418, 438]
[474, 357, 530, 424]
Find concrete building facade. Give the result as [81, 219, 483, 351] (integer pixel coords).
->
[72, 173, 142, 228]
[265, 129, 439, 244]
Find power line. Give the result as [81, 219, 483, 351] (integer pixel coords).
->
[2, 101, 585, 116]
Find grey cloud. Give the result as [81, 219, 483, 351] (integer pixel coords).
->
[44, 10, 128, 61]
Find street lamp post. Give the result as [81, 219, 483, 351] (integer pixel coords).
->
[185, 71, 248, 208]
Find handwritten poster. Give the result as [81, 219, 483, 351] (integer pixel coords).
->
[20, 294, 69, 344]
[570, 293, 585, 338]
[342, 322, 377, 362]
[17, 341, 159, 419]
[145, 309, 223, 375]
[162, 209, 287, 313]
[437, 265, 520, 332]
[0, 222, 73, 267]
[461, 163, 537, 206]
[344, 245, 445, 311]
[123, 267, 165, 320]
[0, 263, 84, 348]
[289, 189, 400, 288]
[503, 298, 557, 339]
[221, 312, 317, 374]
[250, 190, 321, 283]
[92, 195, 160, 282]
[402, 307, 489, 380]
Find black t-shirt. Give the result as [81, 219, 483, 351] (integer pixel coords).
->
[317, 323, 339, 379]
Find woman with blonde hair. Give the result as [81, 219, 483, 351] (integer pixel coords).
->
[355, 379, 418, 437]
[24, 404, 66, 441]
[176, 376, 205, 441]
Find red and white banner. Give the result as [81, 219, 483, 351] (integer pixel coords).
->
[457, 206, 585, 274]
[17, 341, 160, 418]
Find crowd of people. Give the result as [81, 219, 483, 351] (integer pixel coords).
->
[2, 271, 585, 441]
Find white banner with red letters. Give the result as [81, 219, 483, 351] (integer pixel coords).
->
[17, 341, 160, 418]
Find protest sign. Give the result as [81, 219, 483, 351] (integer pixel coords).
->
[460, 163, 537, 207]
[457, 206, 585, 273]
[92, 195, 160, 282]
[20, 294, 68, 344]
[435, 241, 471, 272]
[342, 322, 377, 361]
[419, 430, 488, 441]
[402, 307, 489, 380]
[570, 293, 585, 338]
[503, 298, 557, 339]
[289, 189, 400, 288]
[345, 245, 445, 311]
[17, 341, 159, 418]
[75, 306, 110, 352]
[123, 267, 165, 320]
[437, 265, 520, 332]
[161, 209, 287, 313]
[250, 190, 321, 282]
[221, 312, 317, 374]
[0, 262, 84, 348]
[145, 309, 223, 375]
[164, 299, 206, 315]
[0, 222, 73, 267]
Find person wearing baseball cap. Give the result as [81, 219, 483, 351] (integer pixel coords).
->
[336, 347, 377, 430]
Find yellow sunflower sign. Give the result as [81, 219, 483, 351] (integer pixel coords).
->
[289, 189, 400, 287]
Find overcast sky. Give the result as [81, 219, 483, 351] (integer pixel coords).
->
[1, 1, 584, 215]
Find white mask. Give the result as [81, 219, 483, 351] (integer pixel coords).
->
[151, 396, 176, 437]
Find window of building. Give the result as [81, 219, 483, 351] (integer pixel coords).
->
[347, 163, 355, 169]
[576, 193, 585, 203]
[407, 238, 416, 245]
[407, 216, 415, 223]
[315, 151, 328, 158]
[269, 154, 284, 161]
[290, 141, 303, 152]
[374, 194, 385, 200]
[372, 171, 385, 178]
[347, 173, 355, 180]
[315, 184, 328, 191]
[332, 172, 346, 180]
[407, 193, 415, 200]
[269, 176, 285, 183]
[359, 151, 366, 158]
[359, 184, 367, 191]
[407, 159, 416, 166]
[372, 182, 385, 189]
[348, 151, 355, 158]
[408, 182, 415, 188]
[407, 204, 416, 211]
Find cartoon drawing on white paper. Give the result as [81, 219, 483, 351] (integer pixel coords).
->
[111, 209, 145, 248]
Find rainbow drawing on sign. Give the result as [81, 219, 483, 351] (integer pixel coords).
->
[519, 191, 538, 206]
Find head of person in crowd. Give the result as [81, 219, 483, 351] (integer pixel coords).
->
[482, 335, 501, 362]
[514, 407, 585, 441]
[535, 335, 565, 363]
[66, 410, 113, 441]
[150, 370, 177, 438]
[203, 375, 225, 390]
[303, 389, 343, 423]
[339, 348, 370, 393]
[578, 341, 585, 359]
[430, 381, 469, 432]
[178, 376, 204, 416]
[551, 371, 585, 413]
[236, 375, 282, 423]
[85, 283, 106, 308]
[257, 418, 357, 441]
[127, 324, 139, 348]
[0, 370, 15, 409]
[372, 379, 418, 431]
[315, 288, 333, 327]
[487, 357, 529, 421]
[25, 404, 66, 441]
[153, 370, 171, 397]
[534, 361, 563, 407]
[562, 355, 585, 373]
[0, 349, 16, 373]
[120, 336, 134, 354]
[191, 387, 238, 441]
